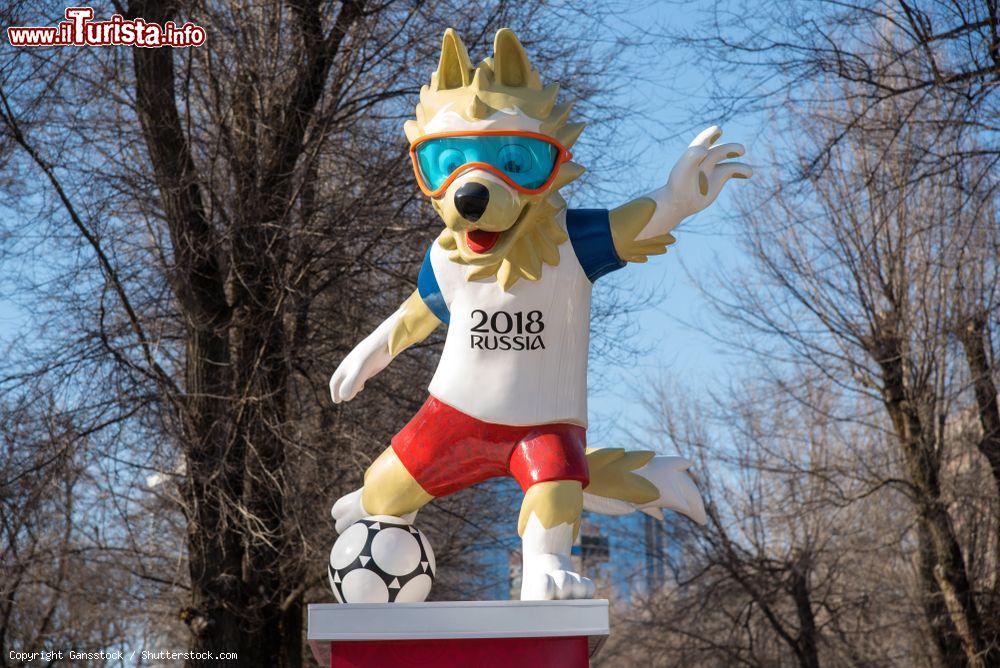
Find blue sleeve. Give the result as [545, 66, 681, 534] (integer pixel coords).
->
[417, 248, 449, 325]
[566, 208, 626, 282]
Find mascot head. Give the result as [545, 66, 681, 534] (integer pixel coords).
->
[406, 28, 586, 290]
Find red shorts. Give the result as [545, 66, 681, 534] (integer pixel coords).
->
[391, 396, 589, 497]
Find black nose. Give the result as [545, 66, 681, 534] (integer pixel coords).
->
[454, 182, 489, 222]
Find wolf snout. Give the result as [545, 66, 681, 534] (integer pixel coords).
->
[454, 182, 489, 222]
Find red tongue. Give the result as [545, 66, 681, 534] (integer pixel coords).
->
[466, 229, 501, 253]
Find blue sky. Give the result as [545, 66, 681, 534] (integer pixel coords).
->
[579, 1, 763, 443]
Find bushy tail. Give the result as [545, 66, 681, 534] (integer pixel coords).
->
[582, 448, 707, 524]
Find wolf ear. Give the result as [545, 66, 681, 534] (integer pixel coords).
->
[434, 29, 473, 90]
[493, 28, 533, 88]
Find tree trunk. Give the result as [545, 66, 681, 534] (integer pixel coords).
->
[229, 208, 292, 664]
[129, 0, 250, 661]
[958, 314, 1000, 502]
[873, 332, 993, 666]
[915, 525, 967, 668]
[789, 558, 820, 668]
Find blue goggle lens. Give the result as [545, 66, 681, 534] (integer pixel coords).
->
[415, 135, 560, 191]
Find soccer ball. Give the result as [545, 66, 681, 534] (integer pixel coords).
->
[328, 516, 436, 603]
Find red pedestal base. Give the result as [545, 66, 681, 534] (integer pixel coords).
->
[327, 635, 590, 667]
[308, 600, 608, 668]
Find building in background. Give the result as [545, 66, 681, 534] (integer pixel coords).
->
[505, 510, 681, 599]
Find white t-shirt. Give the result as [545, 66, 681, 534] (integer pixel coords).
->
[417, 208, 623, 427]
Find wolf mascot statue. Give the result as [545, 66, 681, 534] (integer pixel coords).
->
[330, 28, 751, 601]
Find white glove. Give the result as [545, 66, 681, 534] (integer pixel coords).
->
[642, 125, 753, 239]
[329, 315, 398, 403]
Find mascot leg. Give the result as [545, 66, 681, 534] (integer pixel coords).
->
[518, 480, 596, 600]
[331, 447, 433, 534]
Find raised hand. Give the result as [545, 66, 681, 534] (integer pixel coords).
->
[664, 125, 752, 220]
[610, 125, 753, 261]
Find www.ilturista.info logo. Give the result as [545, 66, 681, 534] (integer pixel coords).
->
[7, 7, 206, 48]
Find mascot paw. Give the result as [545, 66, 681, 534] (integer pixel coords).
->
[521, 569, 595, 600]
[331, 488, 366, 534]
[520, 554, 595, 600]
[331, 487, 419, 534]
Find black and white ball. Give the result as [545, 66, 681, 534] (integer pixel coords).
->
[328, 516, 436, 603]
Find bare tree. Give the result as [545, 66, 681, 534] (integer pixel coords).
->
[624, 3, 1000, 665]
[687, 76, 999, 668]
[600, 374, 924, 668]
[0, 395, 142, 666]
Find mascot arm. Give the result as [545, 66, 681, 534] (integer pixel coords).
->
[610, 125, 751, 264]
[329, 290, 442, 403]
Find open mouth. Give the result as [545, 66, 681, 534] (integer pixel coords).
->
[466, 229, 501, 254]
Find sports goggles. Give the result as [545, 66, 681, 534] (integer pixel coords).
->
[409, 131, 572, 198]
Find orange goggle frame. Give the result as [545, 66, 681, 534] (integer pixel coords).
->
[408, 130, 572, 198]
